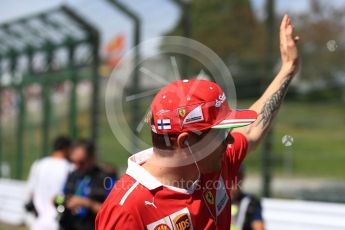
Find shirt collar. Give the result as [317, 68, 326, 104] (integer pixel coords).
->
[126, 148, 200, 194]
[126, 148, 162, 190]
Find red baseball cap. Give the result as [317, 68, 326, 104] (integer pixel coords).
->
[150, 79, 257, 134]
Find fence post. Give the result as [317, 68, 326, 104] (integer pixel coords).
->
[42, 44, 53, 156]
[0, 56, 2, 178]
[68, 43, 78, 140]
[262, 0, 275, 198]
[9, 50, 25, 179]
[107, 0, 142, 153]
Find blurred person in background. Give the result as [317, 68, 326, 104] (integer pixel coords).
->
[58, 139, 115, 230]
[26, 136, 73, 230]
[100, 162, 119, 188]
[231, 166, 265, 230]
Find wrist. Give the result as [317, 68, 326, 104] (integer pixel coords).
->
[84, 198, 92, 209]
[280, 61, 298, 76]
[280, 65, 295, 77]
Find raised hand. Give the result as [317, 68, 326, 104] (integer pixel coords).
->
[280, 14, 300, 75]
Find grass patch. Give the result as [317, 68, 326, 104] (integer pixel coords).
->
[244, 101, 345, 178]
[1, 100, 344, 179]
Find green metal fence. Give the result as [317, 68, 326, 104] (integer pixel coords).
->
[0, 5, 100, 179]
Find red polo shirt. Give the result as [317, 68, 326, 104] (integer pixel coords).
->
[96, 132, 248, 230]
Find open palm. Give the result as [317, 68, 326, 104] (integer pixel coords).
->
[280, 15, 300, 75]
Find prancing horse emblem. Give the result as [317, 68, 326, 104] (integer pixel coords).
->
[204, 190, 214, 205]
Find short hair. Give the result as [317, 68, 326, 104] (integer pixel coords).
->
[150, 117, 210, 151]
[73, 139, 96, 159]
[151, 131, 178, 150]
[53, 136, 71, 152]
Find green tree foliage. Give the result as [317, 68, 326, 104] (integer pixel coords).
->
[296, 0, 345, 85]
[165, 0, 345, 99]
[164, 0, 267, 97]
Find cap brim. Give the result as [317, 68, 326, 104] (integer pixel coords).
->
[212, 109, 257, 129]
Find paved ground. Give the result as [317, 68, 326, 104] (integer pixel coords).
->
[0, 223, 27, 230]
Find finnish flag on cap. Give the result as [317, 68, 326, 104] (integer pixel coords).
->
[157, 119, 171, 130]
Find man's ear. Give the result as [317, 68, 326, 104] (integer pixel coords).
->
[176, 132, 189, 148]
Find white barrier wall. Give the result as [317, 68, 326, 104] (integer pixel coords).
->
[0, 179, 27, 225]
[263, 198, 345, 230]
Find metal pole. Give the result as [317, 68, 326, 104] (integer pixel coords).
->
[26, 48, 35, 162]
[10, 50, 25, 179]
[172, 0, 192, 76]
[17, 79, 25, 179]
[262, 0, 275, 198]
[42, 44, 53, 156]
[0, 56, 2, 178]
[68, 44, 78, 139]
[61, 5, 101, 147]
[131, 13, 141, 153]
[91, 38, 100, 143]
[107, 0, 141, 153]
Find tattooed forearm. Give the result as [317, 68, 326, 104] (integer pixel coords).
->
[257, 77, 292, 127]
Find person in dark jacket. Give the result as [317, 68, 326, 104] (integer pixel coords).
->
[59, 139, 116, 230]
[231, 166, 265, 230]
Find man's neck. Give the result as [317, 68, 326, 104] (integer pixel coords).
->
[51, 151, 65, 159]
[142, 157, 200, 189]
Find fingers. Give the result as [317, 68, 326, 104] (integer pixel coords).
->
[280, 15, 288, 46]
[286, 15, 291, 27]
[281, 14, 300, 46]
[280, 14, 288, 31]
[286, 27, 295, 46]
[286, 24, 293, 35]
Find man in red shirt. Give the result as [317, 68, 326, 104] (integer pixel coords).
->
[96, 15, 299, 230]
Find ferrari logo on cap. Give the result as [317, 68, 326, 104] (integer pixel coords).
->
[178, 108, 186, 117]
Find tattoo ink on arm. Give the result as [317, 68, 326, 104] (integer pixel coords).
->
[257, 77, 292, 128]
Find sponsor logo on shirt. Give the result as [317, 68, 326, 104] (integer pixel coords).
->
[147, 216, 173, 230]
[147, 208, 193, 230]
[154, 224, 171, 230]
[173, 214, 191, 230]
[203, 190, 214, 205]
[217, 193, 227, 213]
[215, 176, 229, 216]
